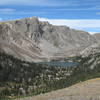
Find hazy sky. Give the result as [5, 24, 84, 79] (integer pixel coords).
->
[0, 0, 100, 33]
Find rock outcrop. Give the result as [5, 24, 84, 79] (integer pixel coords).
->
[80, 43, 100, 57]
[0, 17, 98, 62]
[93, 33, 100, 42]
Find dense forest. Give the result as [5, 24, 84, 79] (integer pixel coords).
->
[0, 52, 100, 100]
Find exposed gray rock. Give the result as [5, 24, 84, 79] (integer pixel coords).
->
[93, 33, 100, 42]
[80, 43, 100, 57]
[19, 87, 26, 96]
[0, 17, 98, 62]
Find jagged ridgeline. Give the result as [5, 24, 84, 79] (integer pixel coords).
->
[0, 17, 98, 62]
[0, 52, 100, 99]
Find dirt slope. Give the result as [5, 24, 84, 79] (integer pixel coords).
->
[17, 78, 100, 100]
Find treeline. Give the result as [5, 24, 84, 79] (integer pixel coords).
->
[0, 52, 73, 99]
[0, 52, 100, 99]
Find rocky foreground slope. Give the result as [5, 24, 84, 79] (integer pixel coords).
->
[0, 17, 97, 62]
[17, 78, 100, 100]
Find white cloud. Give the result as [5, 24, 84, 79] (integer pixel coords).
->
[0, 8, 15, 14]
[0, 8, 46, 15]
[0, 0, 78, 6]
[2, 0, 98, 7]
[39, 18, 100, 28]
[0, 8, 14, 12]
[0, 0, 99, 9]
[89, 32, 98, 34]
[54, 7, 99, 11]
[39, 18, 100, 34]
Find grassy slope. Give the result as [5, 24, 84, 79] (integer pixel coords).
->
[16, 78, 100, 100]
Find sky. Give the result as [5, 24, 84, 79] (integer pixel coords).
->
[0, 0, 100, 34]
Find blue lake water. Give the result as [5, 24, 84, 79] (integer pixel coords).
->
[39, 61, 78, 67]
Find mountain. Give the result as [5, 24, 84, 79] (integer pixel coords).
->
[93, 33, 100, 42]
[79, 33, 100, 57]
[80, 43, 100, 57]
[0, 17, 97, 62]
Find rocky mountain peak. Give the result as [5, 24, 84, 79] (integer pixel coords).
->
[0, 17, 98, 62]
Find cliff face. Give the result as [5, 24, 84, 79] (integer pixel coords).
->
[93, 33, 100, 42]
[0, 17, 97, 62]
